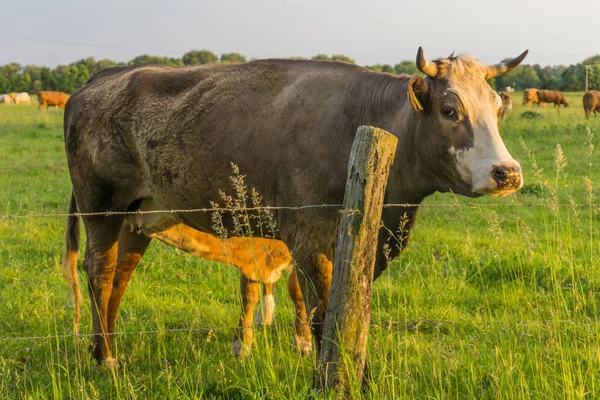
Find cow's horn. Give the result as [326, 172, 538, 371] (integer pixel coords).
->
[416, 47, 438, 78]
[485, 50, 529, 79]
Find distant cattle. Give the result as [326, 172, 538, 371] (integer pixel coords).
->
[522, 88, 538, 106]
[38, 91, 70, 111]
[536, 90, 569, 107]
[499, 91, 513, 119]
[504, 86, 515, 93]
[0, 94, 10, 104]
[583, 90, 600, 119]
[9, 92, 31, 104]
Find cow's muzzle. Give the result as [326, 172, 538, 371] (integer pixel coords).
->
[490, 161, 522, 195]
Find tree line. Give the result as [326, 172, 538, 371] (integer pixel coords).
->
[1, 49, 599, 95]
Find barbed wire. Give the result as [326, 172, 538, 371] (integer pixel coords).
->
[1, 318, 596, 343]
[0, 202, 598, 221]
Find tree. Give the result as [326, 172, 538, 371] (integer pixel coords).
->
[129, 54, 182, 66]
[561, 65, 584, 91]
[582, 55, 600, 65]
[311, 54, 331, 61]
[365, 64, 395, 74]
[96, 58, 118, 71]
[220, 53, 247, 63]
[331, 54, 355, 64]
[183, 50, 218, 65]
[394, 60, 419, 75]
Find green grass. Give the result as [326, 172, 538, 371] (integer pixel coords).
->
[1, 93, 600, 399]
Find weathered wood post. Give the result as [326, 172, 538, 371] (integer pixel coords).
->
[316, 125, 398, 394]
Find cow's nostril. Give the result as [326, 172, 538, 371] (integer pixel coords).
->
[492, 166, 508, 183]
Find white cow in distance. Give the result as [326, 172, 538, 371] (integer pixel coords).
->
[10, 92, 31, 104]
[0, 94, 11, 104]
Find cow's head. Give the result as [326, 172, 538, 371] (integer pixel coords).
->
[408, 47, 527, 197]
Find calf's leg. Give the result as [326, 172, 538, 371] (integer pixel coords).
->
[232, 275, 260, 357]
[288, 268, 312, 355]
[255, 282, 275, 326]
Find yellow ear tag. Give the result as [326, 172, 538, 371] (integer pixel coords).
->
[409, 91, 424, 111]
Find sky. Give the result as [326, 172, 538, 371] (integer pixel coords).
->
[2, 0, 598, 68]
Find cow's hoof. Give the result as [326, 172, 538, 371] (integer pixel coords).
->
[105, 357, 119, 371]
[293, 335, 312, 356]
[97, 356, 119, 371]
[232, 340, 250, 357]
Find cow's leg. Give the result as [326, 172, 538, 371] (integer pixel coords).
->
[106, 226, 152, 338]
[232, 274, 260, 357]
[293, 250, 333, 355]
[82, 215, 124, 366]
[288, 267, 312, 355]
[255, 282, 275, 326]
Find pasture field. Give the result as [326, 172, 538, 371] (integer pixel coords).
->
[1, 91, 600, 399]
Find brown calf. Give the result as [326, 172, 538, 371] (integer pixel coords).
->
[522, 88, 538, 106]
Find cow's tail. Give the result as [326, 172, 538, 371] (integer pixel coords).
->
[62, 192, 82, 335]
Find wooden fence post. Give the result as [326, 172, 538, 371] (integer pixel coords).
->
[316, 125, 398, 394]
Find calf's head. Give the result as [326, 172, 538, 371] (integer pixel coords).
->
[408, 47, 527, 197]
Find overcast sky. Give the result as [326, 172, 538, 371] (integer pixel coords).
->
[2, 0, 598, 68]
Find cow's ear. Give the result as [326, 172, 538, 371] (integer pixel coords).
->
[407, 75, 428, 112]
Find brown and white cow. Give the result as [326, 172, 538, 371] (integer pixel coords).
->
[62, 47, 527, 366]
[583, 90, 600, 119]
[38, 91, 70, 111]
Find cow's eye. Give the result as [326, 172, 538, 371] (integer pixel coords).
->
[441, 107, 457, 120]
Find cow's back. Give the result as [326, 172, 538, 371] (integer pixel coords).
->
[65, 60, 404, 232]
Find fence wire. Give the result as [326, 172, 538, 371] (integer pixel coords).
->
[2, 318, 598, 343]
[1, 202, 599, 220]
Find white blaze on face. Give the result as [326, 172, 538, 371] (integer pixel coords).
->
[448, 90, 522, 196]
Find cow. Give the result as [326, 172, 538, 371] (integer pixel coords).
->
[499, 91, 513, 119]
[9, 92, 31, 104]
[583, 90, 600, 119]
[62, 47, 527, 367]
[536, 89, 569, 107]
[38, 91, 70, 111]
[0, 94, 10, 104]
[522, 88, 538, 106]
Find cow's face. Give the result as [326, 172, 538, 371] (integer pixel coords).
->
[408, 48, 527, 197]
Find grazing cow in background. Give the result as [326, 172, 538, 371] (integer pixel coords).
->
[38, 91, 70, 110]
[0, 94, 10, 104]
[62, 47, 527, 366]
[499, 91, 513, 119]
[583, 90, 600, 119]
[536, 89, 569, 107]
[504, 86, 515, 93]
[9, 92, 31, 104]
[522, 88, 538, 106]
